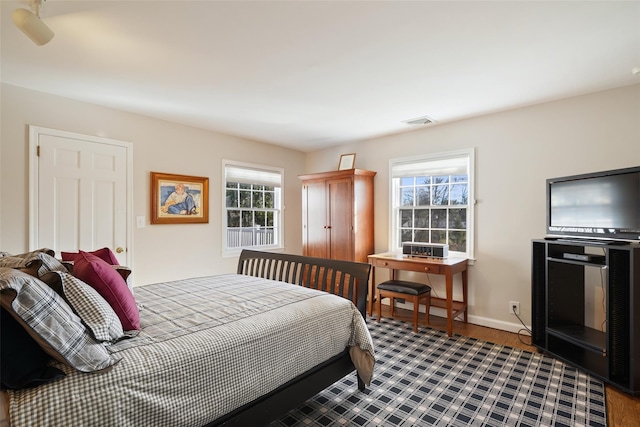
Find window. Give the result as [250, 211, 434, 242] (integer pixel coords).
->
[223, 160, 283, 254]
[389, 148, 475, 259]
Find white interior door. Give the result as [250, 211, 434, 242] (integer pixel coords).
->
[29, 126, 133, 266]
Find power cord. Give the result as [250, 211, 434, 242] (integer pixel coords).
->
[512, 305, 534, 347]
[600, 247, 608, 332]
[425, 274, 440, 299]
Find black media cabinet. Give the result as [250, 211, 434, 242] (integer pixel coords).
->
[532, 239, 640, 395]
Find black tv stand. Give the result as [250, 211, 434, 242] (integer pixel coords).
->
[532, 239, 640, 395]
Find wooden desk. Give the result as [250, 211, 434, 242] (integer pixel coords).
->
[368, 252, 468, 336]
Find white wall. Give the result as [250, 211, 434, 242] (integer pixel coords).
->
[306, 84, 640, 331]
[0, 83, 306, 285]
[2, 82, 639, 332]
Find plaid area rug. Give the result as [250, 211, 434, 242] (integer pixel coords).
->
[271, 318, 607, 427]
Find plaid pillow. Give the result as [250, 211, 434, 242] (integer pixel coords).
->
[0, 268, 119, 372]
[0, 256, 30, 269]
[42, 271, 125, 342]
[0, 252, 67, 277]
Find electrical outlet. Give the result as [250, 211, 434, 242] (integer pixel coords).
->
[509, 301, 520, 315]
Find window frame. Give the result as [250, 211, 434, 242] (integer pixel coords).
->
[388, 148, 475, 260]
[222, 159, 284, 256]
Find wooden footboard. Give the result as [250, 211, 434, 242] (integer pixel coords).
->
[209, 250, 372, 426]
[237, 249, 370, 317]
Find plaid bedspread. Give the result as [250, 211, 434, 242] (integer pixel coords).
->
[7, 274, 375, 427]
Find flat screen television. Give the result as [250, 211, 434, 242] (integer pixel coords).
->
[546, 166, 640, 243]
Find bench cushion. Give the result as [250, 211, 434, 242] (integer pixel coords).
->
[377, 280, 431, 295]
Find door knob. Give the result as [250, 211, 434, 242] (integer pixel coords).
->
[115, 247, 124, 253]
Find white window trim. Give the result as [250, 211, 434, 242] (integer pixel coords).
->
[388, 148, 475, 261]
[221, 159, 285, 257]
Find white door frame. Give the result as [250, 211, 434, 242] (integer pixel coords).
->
[28, 125, 134, 267]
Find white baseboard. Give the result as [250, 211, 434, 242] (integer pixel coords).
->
[465, 313, 531, 335]
[387, 301, 531, 335]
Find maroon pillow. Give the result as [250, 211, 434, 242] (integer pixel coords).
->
[61, 248, 120, 266]
[73, 251, 139, 331]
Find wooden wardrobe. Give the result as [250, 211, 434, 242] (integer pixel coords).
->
[299, 169, 376, 263]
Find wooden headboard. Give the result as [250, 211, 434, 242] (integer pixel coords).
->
[237, 250, 370, 317]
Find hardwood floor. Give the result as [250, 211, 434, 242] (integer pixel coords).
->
[374, 306, 640, 427]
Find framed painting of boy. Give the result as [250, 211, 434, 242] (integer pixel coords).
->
[151, 172, 209, 224]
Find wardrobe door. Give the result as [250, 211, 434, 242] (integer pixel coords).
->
[327, 177, 354, 261]
[302, 180, 329, 258]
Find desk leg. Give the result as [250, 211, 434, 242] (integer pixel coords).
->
[446, 272, 453, 336]
[368, 266, 375, 317]
[462, 268, 468, 323]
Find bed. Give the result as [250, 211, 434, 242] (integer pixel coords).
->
[0, 249, 374, 427]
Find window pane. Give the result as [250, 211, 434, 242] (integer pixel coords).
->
[416, 176, 431, 185]
[432, 185, 449, 205]
[400, 177, 414, 186]
[400, 229, 413, 243]
[241, 211, 253, 227]
[449, 231, 467, 252]
[227, 181, 238, 189]
[400, 188, 414, 206]
[227, 210, 240, 227]
[451, 175, 467, 183]
[433, 176, 449, 184]
[257, 227, 274, 245]
[264, 191, 274, 208]
[266, 211, 274, 226]
[414, 230, 429, 243]
[449, 208, 467, 229]
[432, 230, 446, 243]
[415, 209, 429, 228]
[255, 211, 265, 225]
[431, 209, 447, 228]
[253, 191, 264, 208]
[450, 184, 468, 205]
[416, 187, 430, 206]
[400, 209, 413, 227]
[239, 183, 251, 190]
[226, 189, 238, 208]
[239, 190, 251, 208]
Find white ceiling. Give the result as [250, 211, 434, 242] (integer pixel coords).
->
[2, 1, 639, 152]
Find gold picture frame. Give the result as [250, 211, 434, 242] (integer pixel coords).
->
[338, 153, 356, 170]
[151, 172, 209, 224]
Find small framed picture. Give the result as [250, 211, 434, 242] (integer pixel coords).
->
[151, 172, 209, 224]
[338, 153, 356, 170]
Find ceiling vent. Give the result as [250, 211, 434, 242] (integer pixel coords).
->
[403, 115, 437, 126]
